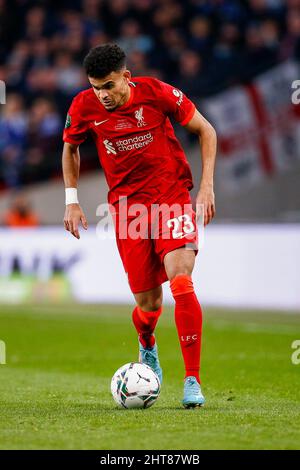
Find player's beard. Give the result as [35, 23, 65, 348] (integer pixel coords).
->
[103, 101, 116, 111]
[104, 93, 127, 111]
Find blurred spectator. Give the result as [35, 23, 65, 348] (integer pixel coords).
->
[117, 18, 154, 55]
[26, 67, 58, 98]
[0, 94, 27, 187]
[24, 6, 47, 41]
[260, 18, 280, 54]
[280, 8, 300, 60]
[54, 51, 85, 95]
[211, 22, 242, 90]
[102, 0, 132, 37]
[127, 50, 152, 76]
[2, 193, 40, 227]
[188, 16, 212, 57]
[247, 0, 284, 23]
[152, 1, 184, 32]
[89, 30, 111, 49]
[28, 39, 51, 70]
[24, 98, 62, 184]
[131, 0, 155, 32]
[82, 0, 104, 37]
[157, 27, 187, 78]
[0, 0, 21, 60]
[5, 41, 30, 91]
[176, 50, 207, 98]
[240, 23, 278, 79]
[28, 98, 61, 143]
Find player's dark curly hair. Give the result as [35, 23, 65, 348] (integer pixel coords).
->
[83, 43, 126, 78]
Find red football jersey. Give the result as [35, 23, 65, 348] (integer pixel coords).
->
[63, 77, 196, 206]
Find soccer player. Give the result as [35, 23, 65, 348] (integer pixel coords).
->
[62, 44, 216, 408]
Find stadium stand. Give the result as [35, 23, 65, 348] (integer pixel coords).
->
[1, 0, 299, 190]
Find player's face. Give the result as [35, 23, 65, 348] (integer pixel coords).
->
[89, 69, 131, 111]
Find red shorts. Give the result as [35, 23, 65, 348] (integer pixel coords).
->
[111, 188, 198, 293]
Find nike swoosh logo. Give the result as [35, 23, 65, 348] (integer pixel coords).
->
[94, 119, 109, 126]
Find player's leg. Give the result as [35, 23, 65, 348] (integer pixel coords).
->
[113, 203, 165, 383]
[133, 285, 163, 349]
[132, 286, 163, 383]
[164, 247, 205, 407]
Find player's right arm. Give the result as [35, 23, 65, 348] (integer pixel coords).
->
[62, 142, 88, 239]
[62, 93, 90, 239]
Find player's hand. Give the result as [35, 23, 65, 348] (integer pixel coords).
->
[196, 184, 215, 226]
[64, 203, 88, 239]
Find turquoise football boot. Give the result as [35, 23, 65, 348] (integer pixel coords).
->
[182, 376, 205, 408]
[139, 341, 163, 385]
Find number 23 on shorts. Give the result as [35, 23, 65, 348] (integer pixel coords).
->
[167, 214, 195, 239]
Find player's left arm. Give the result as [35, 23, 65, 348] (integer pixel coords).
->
[184, 109, 217, 226]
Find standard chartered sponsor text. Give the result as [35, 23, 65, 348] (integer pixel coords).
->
[116, 132, 153, 151]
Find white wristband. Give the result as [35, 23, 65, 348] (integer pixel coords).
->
[65, 188, 79, 205]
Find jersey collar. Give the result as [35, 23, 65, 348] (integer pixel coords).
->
[117, 83, 134, 111]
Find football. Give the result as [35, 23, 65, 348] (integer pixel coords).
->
[111, 362, 161, 409]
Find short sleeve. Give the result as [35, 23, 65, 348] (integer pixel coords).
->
[155, 80, 196, 126]
[63, 93, 89, 145]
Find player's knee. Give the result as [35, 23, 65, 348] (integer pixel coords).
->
[170, 273, 194, 298]
[166, 262, 194, 282]
[137, 297, 162, 312]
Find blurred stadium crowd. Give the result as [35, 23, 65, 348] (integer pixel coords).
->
[1, 0, 300, 189]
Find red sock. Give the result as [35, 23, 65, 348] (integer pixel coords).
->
[132, 306, 162, 349]
[170, 274, 203, 383]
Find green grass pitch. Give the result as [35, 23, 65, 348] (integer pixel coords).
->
[0, 303, 300, 450]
